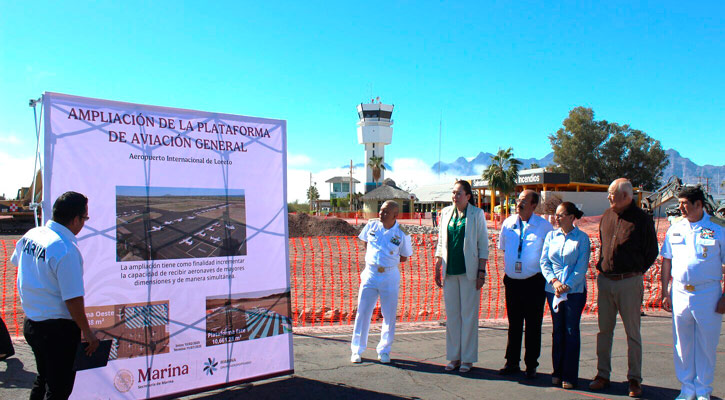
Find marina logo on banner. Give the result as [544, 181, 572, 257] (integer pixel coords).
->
[203, 358, 219, 376]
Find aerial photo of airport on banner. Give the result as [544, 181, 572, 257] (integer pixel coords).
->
[1, 3, 724, 400]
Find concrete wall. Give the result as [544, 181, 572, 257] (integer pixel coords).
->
[651, 198, 678, 218]
[540, 191, 610, 217]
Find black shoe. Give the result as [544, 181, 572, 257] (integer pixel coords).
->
[498, 365, 521, 376]
[525, 368, 537, 379]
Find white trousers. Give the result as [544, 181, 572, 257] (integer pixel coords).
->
[351, 265, 400, 356]
[444, 274, 480, 363]
[672, 283, 723, 397]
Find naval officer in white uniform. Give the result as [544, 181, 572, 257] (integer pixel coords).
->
[661, 186, 725, 400]
[351, 200, 413, 364]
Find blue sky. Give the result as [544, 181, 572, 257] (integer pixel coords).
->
[1, 1, 723, 201]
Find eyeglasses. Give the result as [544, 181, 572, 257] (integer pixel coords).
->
[515, 199, 528, 205]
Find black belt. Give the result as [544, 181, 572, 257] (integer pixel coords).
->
[601, 271, 641, 281]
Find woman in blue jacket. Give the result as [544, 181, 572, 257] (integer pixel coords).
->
[540, 202, 590, 389]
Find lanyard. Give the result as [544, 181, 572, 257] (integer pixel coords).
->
[517, 218, 526, 260]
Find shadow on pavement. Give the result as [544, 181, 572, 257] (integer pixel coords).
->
[0, 358, 36, 389]
[391, 360, 690, 400]
[191, 376, 419, 400]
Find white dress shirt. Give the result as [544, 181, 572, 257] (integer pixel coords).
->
[499, 213, 553, 279]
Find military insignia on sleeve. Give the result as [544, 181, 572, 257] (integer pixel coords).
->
[701, 229, 715, 240]
[391, 236, 401, 246]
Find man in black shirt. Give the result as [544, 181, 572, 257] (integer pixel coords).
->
[589, 178, 658, 398]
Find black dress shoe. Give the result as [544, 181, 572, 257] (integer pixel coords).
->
[525, 369, 537, 379]
[498, 365, 521, 375]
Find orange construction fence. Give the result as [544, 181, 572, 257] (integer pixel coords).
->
[0, 235, 666, 336]
[289, 234, 667, 327]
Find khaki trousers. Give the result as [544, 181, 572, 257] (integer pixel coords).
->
[596, 274, 644, 382]
[444, 274, 480, 363]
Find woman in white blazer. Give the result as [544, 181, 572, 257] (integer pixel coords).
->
[435, 180, 489, 373]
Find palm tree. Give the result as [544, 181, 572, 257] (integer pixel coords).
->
[368, 156, 386, 186]
[306, 186, 319, 213]
[350, 192, 363, 211]
[481, 147, 522, 220]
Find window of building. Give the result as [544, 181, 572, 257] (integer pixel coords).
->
[332, 182, 350, 193]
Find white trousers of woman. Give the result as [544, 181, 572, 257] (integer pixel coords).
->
[444, 274, 480, 363]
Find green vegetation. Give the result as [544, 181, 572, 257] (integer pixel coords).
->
[482, 147, 521, 214]
[288, 201, 311, 213]
[306, 186, 319, 212]
[549, 107, 669, 191]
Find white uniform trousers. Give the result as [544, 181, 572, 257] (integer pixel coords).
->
[444, 274, 481, 363]
[351, 264, 400, 356]
[672, 282, 723, 397]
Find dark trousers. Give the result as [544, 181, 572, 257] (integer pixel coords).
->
[0, 316, 14, 360]
[24, 318, 81, 400]
[546, 291, 586, 384]
[503, 273, 546, 370]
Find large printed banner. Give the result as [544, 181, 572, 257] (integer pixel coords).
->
[42, 92, 292, 399]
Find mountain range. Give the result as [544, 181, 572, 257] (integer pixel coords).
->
[432, 149, 724, 192]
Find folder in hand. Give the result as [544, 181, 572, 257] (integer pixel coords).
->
[73, 339, 113, 371]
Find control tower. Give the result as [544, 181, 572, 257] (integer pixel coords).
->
[357, 101, 394, 193]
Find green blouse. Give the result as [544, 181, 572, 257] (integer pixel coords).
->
[446, 208, 467, 275]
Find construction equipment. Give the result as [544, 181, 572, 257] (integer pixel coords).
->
[641, 176, 683, 214]
[0, 172, 42, 233]
[642, 175, 725, 227]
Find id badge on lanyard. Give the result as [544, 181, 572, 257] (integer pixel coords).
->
[515, 219, 524, 273]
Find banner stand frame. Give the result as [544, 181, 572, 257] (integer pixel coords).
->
[28, 96, 44, 227]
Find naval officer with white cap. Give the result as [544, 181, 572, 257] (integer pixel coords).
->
[351, 200, 413, 364]
[661, 186, 725, 400]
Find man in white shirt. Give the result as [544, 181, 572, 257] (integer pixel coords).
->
[11, 191, 99, 400]
[351, 201, 413, 364]
[498, 190, 553, 378]
[660, 186, 725, 400]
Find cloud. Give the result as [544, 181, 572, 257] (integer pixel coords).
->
[287, 154, 312, 167]
[385, 158, 464, 192]
[0, 151, 36, 199]
[0, 135, 23, 145]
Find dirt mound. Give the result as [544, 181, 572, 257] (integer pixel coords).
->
[576, 215, 602, 236]
[288, 213, 360, 237]
[574, 215, 670, 237]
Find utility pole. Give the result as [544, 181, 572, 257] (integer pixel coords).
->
[696, 176, 711, 193]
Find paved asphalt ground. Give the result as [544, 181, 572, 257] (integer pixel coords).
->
[3, 312, 725, 399]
